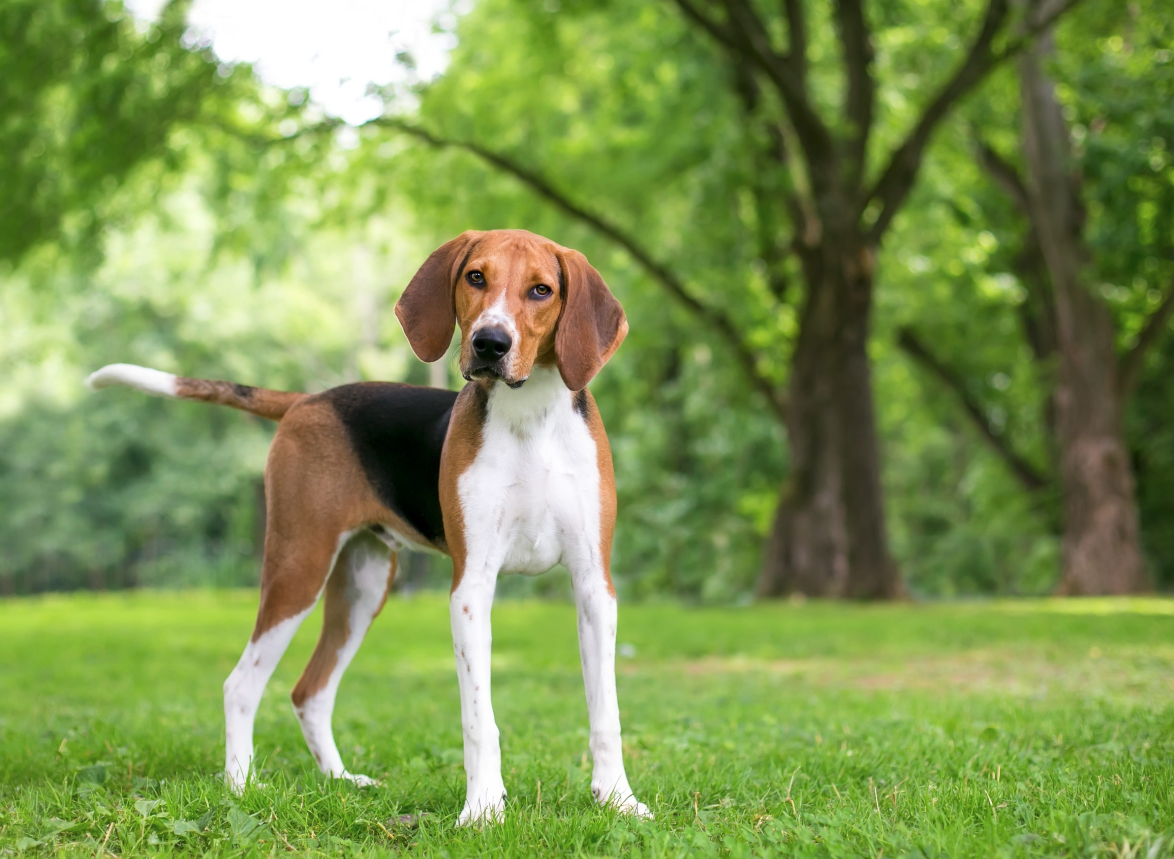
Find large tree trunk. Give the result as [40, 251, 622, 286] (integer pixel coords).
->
[1020, 25, 1148, 595]
[758, 225, 901, 599]
[759, 259, 849, 597]
[835, 243, 902, 598]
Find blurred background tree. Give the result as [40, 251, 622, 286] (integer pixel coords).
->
[1, 0, 1169, 599]
[895, 0, 1174, 594]
[370, 0, 1082, 600]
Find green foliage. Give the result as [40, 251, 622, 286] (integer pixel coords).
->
[377, 0, 1120, 597]
[2, 0, 1173, 598]
[0, 0, 219, 266]
[0, 592, 1171, 856]
[0, 0, 409, 593]
[894, 0, 1174, 591]
[0, 158, 428, 592]
[1066, 3, 1174, 588]
[878, 139, 1063, 595]
[364, 0, 793, 598]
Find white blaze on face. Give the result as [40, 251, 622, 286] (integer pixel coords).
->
[471, 293, 520, 377]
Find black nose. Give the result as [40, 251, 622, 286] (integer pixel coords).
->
[472, 327, 512, 361]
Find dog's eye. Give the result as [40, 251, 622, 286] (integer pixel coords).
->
[530, 284, 552, 299]
[466, 271, 485, 287]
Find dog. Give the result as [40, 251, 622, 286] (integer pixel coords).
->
[87, 229, 648, 824]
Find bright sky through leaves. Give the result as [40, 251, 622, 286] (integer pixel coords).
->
[125, 0, 459, 123]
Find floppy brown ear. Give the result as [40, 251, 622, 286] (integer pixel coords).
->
[395, 231, 483, 362]
[554, 247, 628, 391]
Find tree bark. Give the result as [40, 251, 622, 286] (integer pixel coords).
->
[760, 256, 849, 597]
[758, 221, 900, 598]
[370, 0, 1079, 600]
[834, 243, 901, 598]
[1020, 22, 1147, 594]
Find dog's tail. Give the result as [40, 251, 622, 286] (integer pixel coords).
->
[86, 363, 303, 421]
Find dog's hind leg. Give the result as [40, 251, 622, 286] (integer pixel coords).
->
[291, 532, 395, 786]
[223, 528, 346, 793]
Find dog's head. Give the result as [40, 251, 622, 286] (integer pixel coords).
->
[394, 229, 627, 391]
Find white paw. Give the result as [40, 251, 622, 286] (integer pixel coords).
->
[614, 795, 652, 819]
[456, 785, 507, 827]
[225, 771, 247, 795]
[338, 772, 381, 788]
[593, 781, 652, 819]
[225, 774, 269, 793]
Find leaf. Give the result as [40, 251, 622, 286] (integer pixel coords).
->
[15, 837, 43, 852]
[134, 798, 161, 817]
[40, 819, 77, 837]
[171, 820, 201, 836]
[226, 806, 265, 843]
[77, 764, 107, 785]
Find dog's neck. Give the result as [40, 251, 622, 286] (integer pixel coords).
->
[483, 364, 572, 436]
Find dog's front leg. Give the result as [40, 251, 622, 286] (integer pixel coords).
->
[570, 564, 651, 818]
[450, 565, 506, 825]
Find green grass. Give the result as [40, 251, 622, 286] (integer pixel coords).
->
[1, 591, 1172, 857]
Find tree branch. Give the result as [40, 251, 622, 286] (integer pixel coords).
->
[732, 62, 799, 305]
[1118, 278, 1174, 404]
[373, 117, 789, 420]
[865, 0, 1084, 243]
[672, 0, 738, 55]
[672, 0, 835, 170]
[897, 326, 1049, 493]
[974, 138, 1030, 214]
[781, 0, 807, 83]
[864, 0, 1010, 241]
[834, 0, 876, 193]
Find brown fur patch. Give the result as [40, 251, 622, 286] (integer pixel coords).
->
[290, 539, 398, 708]
[396, 231, 483, 363]
[175, 377, 303, 421]
[250, 398, 437, 642]
[438, 383, 489, 592]
[552, 247, 627, 391]
[582, 391, 618, 598]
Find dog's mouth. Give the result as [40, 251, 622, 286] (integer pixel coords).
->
[463, 365, 528, 389]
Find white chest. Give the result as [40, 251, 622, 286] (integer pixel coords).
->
[457, 370, 601, 576]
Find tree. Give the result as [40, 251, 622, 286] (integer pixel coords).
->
[898, 0, 1174, 593]
[0, 0, 355, 594]
[364, 0, 1078, 597]
[0, 0, 224, 268]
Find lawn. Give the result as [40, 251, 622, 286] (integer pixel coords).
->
[0, 591, 1171, 857]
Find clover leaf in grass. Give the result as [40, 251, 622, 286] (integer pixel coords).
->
[133, 799, 162, 818]
[194, 808, 215, 832]
[76, 764, 108, 785]
[40, 819, 77, 838]
[226, 805, 266, 843]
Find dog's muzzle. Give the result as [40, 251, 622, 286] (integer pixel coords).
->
[465, 327, 527, 388]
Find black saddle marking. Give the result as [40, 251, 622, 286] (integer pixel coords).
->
[326, 382, 459, 545]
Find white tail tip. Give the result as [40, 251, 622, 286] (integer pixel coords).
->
[86, 363, 179, 398]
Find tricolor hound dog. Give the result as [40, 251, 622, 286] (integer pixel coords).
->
[87, 229, 648, 824]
